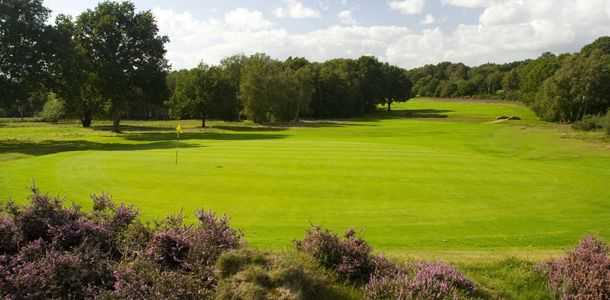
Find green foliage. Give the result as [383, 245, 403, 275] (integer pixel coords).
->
[534, 49, 610, 122]
[240, 54, 282, 123]
[571, 114, 607, 131]
[0, 0, 55, 116]
[459, 258, 551, 300]
[75, 1, 169, 131]
[38, 93, 66, 122]
[215, 250, 352, 300]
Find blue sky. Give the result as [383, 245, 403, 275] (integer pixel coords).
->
[44, 0, 610, 70]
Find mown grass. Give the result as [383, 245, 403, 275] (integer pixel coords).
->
[1, 98, 609, 259]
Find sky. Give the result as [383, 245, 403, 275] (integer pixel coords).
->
[43, 0, 610, 70]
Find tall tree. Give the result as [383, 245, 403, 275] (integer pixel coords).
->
[536, 50, 610, 122]
[240, 54, 280, 123]
[0, 0, 55, 117]
[382, 64, 412, 111]
[75, 1, 169, 132]
[51, 15, 101, 127]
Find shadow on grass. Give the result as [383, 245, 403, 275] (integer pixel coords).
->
[213, 125, 288, 132]
[125, 132, 287, 142]
[92, 125, 174, 132]
[359, 109, 453, 121]
[214, 121, 371, 131]
[0, 140, 199, 157]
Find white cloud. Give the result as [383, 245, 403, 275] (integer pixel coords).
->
[388, 0, 426, 15]
[338, 10, 357, 25]
[442, 0, 492, 8]
[224, 8, 272, 31]
[154, 0, 610, 70]
[273, 0, 321, 19]
[422, 14, 436, 25]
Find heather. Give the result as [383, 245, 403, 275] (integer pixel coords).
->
[3, 188, 610, 299]
[295, 226, 478, 300]
[0, 188, 241, 299]
[542, 236, 610, 299]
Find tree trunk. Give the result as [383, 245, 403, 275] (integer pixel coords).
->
[112, 112, 121, 133]
[81, 111, 92, 128]
[201, 116, 206, 128]
[387, 101, 392, 112]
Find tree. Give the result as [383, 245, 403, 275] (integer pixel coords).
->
[219, 55, 248, 121]
[0, 0, 55, 117]
[51, 15, 102, 127]
[382, 64, 412, 111]
[356, 56, 385, 113]
[240, 54, 282, 123]
[536, 50, 610, 122]
[75, 1, 169, 132]
[167, 68, 199, 121]
[501, 69, 520, 99]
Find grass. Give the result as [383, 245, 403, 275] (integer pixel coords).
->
[1, 98, 610, 259]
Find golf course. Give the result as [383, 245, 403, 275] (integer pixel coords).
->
[2, 98, 609, 257]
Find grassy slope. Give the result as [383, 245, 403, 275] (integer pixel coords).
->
[1, 98, 609, 259]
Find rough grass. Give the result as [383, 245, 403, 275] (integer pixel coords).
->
[1, 98, 610, 258]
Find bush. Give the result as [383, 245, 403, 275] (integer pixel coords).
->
[189, 210, 243, 267]
[364, 262, 476, 300]
[111, 259, 214, 299]
[0, 216, 20, 255]
[572, 115, 606, 131]
[39, 92, 66, 122]
[16, 190, 81, 242]
[543, 236, 610, 299]
[295, 226, 374, 284]
[146, 228, 191, 270]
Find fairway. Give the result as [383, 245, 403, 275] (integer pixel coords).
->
[1, 98, 610, 255]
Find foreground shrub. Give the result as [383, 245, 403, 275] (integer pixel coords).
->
[111, 259, 214, 299]
[364, 262, 476, 300]
[16, 190, 81, 242]
[1, 246, 114, 299]
[295, 226, 374, 284]
[146, 228, 192, 270]
[0, 188, 240, 299]
[0, 216, 20, 255]
[544, 236, 610, 300]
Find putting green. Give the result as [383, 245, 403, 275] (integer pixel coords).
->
[1, 98, 609, 255]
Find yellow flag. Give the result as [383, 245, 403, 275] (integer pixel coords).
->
[176, 124, 183, 137]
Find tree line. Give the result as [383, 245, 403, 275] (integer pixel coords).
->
[1, 0, 169, 132]
[0, 0, 412, 131]
[1, 0, 609, 130]
[167, 54, 412, 127]
[407, 37, 610, 123]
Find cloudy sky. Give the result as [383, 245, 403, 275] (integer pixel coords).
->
[44, 0, 610, 70]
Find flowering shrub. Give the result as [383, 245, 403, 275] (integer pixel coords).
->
[190, 210, 243, 267]
[146, 228, 192, 269]
[544, 236, 610, 300]
[0, 189, 242, 299]
[364, 262, 476, 300]
[408, 262, 476, 300]
[363, 262, 409, 300]
[16, 191, 80, 242]
[111, 259, 214, 299]
[0, 216, 20, 255]
[295, 226, 374, 283]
